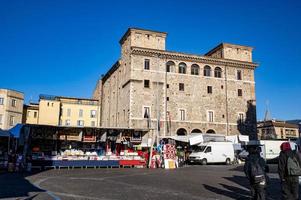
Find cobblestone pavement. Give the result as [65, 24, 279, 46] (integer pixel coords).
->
[0, 165, 284, 200]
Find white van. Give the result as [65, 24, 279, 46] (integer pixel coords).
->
[189, 142, 235, 165]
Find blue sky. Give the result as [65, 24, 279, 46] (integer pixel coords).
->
[0, 0, 300, 121]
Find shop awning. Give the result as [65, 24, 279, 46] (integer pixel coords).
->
[0, 129, 12, 137]
[9, 124, 24, 138]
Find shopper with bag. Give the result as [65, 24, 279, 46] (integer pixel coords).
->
[244, 145, 268, 200]
[278, 142, 301, 200]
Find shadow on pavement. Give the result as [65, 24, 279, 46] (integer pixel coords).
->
[0, 171, 45, 199]
[203, 175, 282, 200]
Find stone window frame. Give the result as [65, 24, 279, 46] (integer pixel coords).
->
[237, 112, 244, 124]
[237, 69, 243, 80]
[207, 86, 213, 94]
[0, 97, 4, 105]
[143, 106, 151, 119]
[179, 83, 185, 91]
[207, 110, 214, 122]
[191, 64, 200, 75]
[179, 108, 186, 121]
[144, 80, 150, 88]
[79, 109, 83, 118]
[90, 110, 97, 118]
[178, 62, 187, 74]
[238, 89, 243, 97]
[9, 115, 15, 126]
[65, 119, 71, 126]
[166, 61, 176, 73]
[214, 67, 222, 78]
[144, 59, 150, 70]
[203, 65, 211, 77]
[11, 99, 17, 107]
[77, 120, 84, 126]
[67, 108, 71, 117]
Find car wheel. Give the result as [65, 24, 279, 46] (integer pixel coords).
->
[226, 158, 231, 165]
[201, 159, 207, 165]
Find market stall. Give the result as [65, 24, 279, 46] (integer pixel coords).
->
[16, 124, 149, 169]
[0, 129, 12, 169]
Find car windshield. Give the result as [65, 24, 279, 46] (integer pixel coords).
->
[193, 146, 207, 152]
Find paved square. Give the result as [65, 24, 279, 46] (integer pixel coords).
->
[0, 165, 282, 200]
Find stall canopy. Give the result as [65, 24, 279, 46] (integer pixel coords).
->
[0, 129, 12, 137]
[9, 124, 24, 138]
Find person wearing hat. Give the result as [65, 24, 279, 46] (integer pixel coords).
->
[278, 142, 301, 200]
[244, 145, 268, 200]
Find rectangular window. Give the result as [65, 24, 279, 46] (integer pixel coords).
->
[91, 121, 96, 127]
[166, 97, 169, 101]
[238, 89, 242, 97]
[237, 70, 242, 80]
[77, 120, 84, 126]
[207, 86, 212, 94]
[0, 97, 4, 105]
[67, 108, 71, 117]
[208, 111, 214, 122]
[144, 59, 150, 70]
[27, 111, 30, 117]
[79, 109, 83, 117]
[179, 83, 184, 91]
[90, 110, 96, 118]
[11, 99, 16, 107]
[180, 109, 185, 121]
[166, 65, 170, 72]
[238, 113, 244, 123]
[144, 80, 150, 88]
[0, 114, 3, 125]
[166, 84, 169, 88]
[34, 112, 37, 118]
[65, 119, 71, 126]
[143, 106, 150, 118]
[9, 116, 14, 126]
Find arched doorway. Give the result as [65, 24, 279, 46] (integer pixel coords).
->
[176, 128, 187, 136]
[206, 129, 216, 134]
[191, 129, 202, 134]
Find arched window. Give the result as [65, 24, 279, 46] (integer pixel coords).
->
[191, 64, 200, 75]
[203, 65, 211, 76]
[176, 128, 187, 136]
[178, 62, 186, 74]
[206, 129, 216, 134]
[191, 129, 202, 134]
[214, 67, 222, 78]
[166, 61, 175, 73]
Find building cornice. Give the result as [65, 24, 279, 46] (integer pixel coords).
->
[131, 47, 258, 69]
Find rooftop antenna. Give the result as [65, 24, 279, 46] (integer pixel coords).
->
[264, 100, 271, 121]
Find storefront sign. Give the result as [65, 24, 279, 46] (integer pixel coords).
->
[59, 135, 81, 141]
[83, 135, 96, 142]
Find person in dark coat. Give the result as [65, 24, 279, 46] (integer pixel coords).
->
[244, 145, 268, 200]
[278, 142, 301, 200]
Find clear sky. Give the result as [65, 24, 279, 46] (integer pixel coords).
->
[0, 0, 300, 121]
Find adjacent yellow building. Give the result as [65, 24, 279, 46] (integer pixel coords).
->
[22, 103, 39, 124]
[23, 95, 100, 127]
[0, 89, 24, 130]
[257, 120, 299, 139]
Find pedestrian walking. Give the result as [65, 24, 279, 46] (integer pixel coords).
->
[244, 145, 268, 200]
[278, 142, 301, 200]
